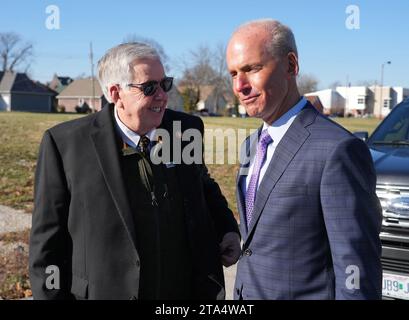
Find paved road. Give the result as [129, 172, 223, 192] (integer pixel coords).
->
[223, 263, 237, 300]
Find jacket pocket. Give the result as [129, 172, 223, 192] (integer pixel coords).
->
[71, 274, 88, 299]
[275, 184, 308, 196]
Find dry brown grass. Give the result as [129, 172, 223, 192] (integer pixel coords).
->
[0, 229, 31, 299]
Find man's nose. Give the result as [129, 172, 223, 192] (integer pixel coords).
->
[154, 85, 168, 100]
[234, 74, 251, 94]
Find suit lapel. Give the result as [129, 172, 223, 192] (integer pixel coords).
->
[245, 104, 317, 243]
[90, 105, 138, 251]
[236, 172, 247, 236]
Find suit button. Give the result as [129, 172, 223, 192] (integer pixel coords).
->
[243, 249, 252, 256]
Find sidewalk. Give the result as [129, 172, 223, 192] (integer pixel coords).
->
[223, 263, 237, 300]
[0, 205, 31, 235]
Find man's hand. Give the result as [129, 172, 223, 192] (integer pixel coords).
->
[219, 232, 241, 267]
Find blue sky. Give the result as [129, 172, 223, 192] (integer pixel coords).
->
[1, 0, 408, 89]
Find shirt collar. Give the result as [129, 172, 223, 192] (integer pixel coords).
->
[262, 97, 307, 146]
[113, 105, 156, 148]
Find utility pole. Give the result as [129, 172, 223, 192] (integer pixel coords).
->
[345, 74, 349, 117]
[90, 42, 96, 112]
[379, 61, 391, 117]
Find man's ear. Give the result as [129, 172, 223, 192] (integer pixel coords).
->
[108, 85, 121, 104]
[287, 52, 299, 77]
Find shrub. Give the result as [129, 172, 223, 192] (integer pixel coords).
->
[56, 105, 66, 113]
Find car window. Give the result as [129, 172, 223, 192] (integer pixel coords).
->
[369, 101, 409, 144]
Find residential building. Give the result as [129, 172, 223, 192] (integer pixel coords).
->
[306, 86, 409, 118]
[369, 86, 409, 118]
[305, 95, 324, 113]
[336, 86, 369, 116]
[238, 104, 247, 117]
[305, 89, 344, 115]
[195, 85, 227, 114]
[0, 71, 56, 112]
[57, 78, 107, 112]
[48, 74, 74, 93]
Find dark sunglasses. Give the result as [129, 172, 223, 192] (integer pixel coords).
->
[127, 76, 173, 96]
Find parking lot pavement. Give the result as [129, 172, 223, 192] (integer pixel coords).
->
[223, 263, 237, 300]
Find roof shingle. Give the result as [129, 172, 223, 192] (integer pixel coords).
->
[57, 78, 103, 98]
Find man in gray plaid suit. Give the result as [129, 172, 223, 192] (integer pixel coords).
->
[226, 19, 382, 300]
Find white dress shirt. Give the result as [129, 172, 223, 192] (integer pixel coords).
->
[245, 97, 307, 192]
[114, 106, 156, 148]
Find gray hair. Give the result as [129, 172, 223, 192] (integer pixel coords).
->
[234, 19, 298, 59]
[97, 42, 161, 102]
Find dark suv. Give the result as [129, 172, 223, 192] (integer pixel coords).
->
[357, 98, 409, 299]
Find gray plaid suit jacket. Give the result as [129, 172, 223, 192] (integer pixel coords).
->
[234, 103, 382, 300]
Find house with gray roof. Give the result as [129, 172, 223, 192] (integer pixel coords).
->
[57, 77, 107, 112]
[0, 71, 57, 112]
[48, 74, 74, 93]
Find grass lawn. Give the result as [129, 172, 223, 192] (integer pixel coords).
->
[203, 116, 381, 218]
[0, 111, 381, 216]
[0, 112, 82, 212]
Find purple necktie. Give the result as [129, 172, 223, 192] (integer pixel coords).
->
[245, 129, 273, 226]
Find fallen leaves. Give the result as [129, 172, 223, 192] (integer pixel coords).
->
[0, 230, 31, 299]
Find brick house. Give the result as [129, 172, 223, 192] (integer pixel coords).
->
[57, 78, 107, 112]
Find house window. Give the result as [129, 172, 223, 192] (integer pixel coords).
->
[383, 99, 390, 109]
[357, 98, 364, 104]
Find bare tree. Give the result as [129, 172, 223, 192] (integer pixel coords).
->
[177, 43, 233, 113]
[177, 45, 216, 112]
[181, 86, 200, 112]
[297, 73, 318, 95]
[185, 45, 217, 85]
[0, 32, 33, 72]
[212, 43, 234, 114]
[123, 34, 169, 72]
